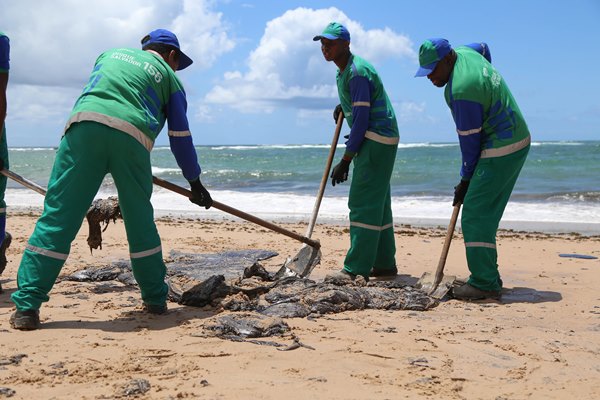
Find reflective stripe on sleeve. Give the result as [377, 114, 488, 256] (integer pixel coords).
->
[465, 241, 496, 249]
[365, 131, 400, 145]
[457, 127, 482, 136]
[65, 112, 155, 151]
[350, 221, 394, 231]
[130, 245, 162, 259]
[0, 207, 5, 213]
[352, 101, 370, 107]
[26, 244, 69, 261]
[168, 130, 192, 137]
[480, 136, 531, 159]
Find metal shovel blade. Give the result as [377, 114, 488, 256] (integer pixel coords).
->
[274, 244, 322, 280]
[415, 272, 456, 299]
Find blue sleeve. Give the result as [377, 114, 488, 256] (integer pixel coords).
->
[0, 36, 10, 71]
[451, 99, 484, 179]
[167, 90, 201, 181]
[344, 75, 371, 155]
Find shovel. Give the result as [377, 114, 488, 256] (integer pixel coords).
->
[415, 202, 461, 299]
[275, 113, 344, 279]
[0, 168, 46, 195]
[152, 176, 321, 252]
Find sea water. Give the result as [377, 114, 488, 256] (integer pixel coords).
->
[5, 141, 600, 234]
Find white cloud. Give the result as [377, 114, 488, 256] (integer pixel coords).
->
[203, 7, 415, 115]
[7, 84, 79, 121]
[3, 0, 234, 125]
[394, 101, 426, 122]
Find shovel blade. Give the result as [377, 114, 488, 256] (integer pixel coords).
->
[274, 244, 321, 280]
[415, 272, 456, 299]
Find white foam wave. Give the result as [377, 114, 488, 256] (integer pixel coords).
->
[6, 188, 600, 234]
[531, 141, 584, 146]
[151, 166, 180, 174]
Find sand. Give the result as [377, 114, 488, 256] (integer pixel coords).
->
[1, 211, 599, 399]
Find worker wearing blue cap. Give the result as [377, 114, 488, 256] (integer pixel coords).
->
[10, 29, 212, 330]
[314, 22, 400, 282]
[415, 38, 530, 300]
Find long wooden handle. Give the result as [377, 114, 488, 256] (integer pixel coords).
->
[432, 203, 461, 286]
[0, 168, 47, 195]
[305, 113, 344, 238]
[152, 176, 321, 249]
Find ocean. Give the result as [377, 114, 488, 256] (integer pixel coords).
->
[5, 140, 600, 235]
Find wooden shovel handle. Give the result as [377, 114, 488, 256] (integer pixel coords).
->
[0, 168, 47, 195]
[305, 112, 344, 238]
[433, 203, 461, 286]
[152, 176, 320, 249]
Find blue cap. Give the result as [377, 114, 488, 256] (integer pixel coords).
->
[465, 42, 492, 63]
[141, 29, 193, 71]
[415, 38, 452, 77]
[313, 22, 350, 42]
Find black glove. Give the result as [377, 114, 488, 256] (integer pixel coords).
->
[333, 104, 344, 123]
[189, 178, 213, 209]
[330, 158, 351, 186]
[0, 159, 4, 170]
[453, 179, 470, 206]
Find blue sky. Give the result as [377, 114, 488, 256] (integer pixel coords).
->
[3, 0, 599, 147]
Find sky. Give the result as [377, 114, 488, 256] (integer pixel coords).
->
[2, 0, 599, 147]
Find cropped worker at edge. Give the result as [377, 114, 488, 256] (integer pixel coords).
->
[314, 22, 400, 281]
[0, 31, 12, 294]
[10, 29, 212, 330]
[415, 38, 530, 300]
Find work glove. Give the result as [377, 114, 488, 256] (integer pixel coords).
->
[189, 178, 213, 209]
[0, 158, 3, 170]
[453, 179, 470, 206]
[330, 158, 351, 186]
[333, 104, 344, 123]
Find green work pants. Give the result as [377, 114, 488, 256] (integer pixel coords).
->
[344, 139, 397, 278]
[462, 145, 530, 291]
[11, 121, 168, 310]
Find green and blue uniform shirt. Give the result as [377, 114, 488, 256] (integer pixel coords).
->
[66, 48, 200, 181]
[445, 46, 530, 179]
[336, 54, 399, 156]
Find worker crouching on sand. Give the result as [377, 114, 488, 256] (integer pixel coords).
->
[415, 38, 530, 300]
[314, 22, 400, 282]
[10, 29, 213, 330]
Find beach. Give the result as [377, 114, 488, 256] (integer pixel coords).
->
[1, 211, 599, 399]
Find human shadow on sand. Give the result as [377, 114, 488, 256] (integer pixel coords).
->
[499, 287, 562, 304]
[38, 307, 220, 333]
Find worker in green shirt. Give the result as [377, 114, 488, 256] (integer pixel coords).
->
[314, 22, 400, 282]
[415, 38, 530, 300]
[10, 29, 212, 330]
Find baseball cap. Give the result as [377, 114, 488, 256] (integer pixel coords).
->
[313, 22, 350, 42]
[465, 42, 492, 63]
[141, 29, 193, 71]
[414, 38, 452, 77]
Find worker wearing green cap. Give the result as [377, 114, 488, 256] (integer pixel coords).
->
[415, 38, 531, 300]
[314, 22, 400, 282]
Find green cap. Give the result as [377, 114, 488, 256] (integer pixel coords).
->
[415, 38, 452, 77]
